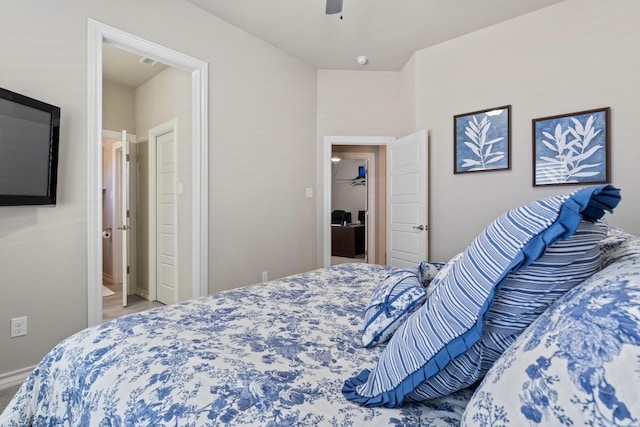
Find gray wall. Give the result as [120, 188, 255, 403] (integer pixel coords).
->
[102, 81, 135, 286]
[2, 0, 639, 382]
[135, 66, 193, 301]
[316, 0, 640, 264]
[415, 0, 640, 261]
[316, 70, 412, 266]
[0, 0, 318, 378]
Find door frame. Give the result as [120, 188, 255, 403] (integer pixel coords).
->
[87, 19, 209, 326]
[323, 136, 394, 267]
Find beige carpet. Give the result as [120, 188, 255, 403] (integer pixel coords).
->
[102, 285, 115, 297]
[0, 383, 21, 414]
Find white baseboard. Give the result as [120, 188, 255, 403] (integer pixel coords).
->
[0, 366, 35, 390]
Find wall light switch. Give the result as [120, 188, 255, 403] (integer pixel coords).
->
[306, 188, 313, 198]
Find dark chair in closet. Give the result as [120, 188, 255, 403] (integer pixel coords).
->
[331, 210, 346, 224]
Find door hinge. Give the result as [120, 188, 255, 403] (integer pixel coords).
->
[127, 266, 130, 274]
[127, 210, 130, 218]
[126, 154, 130, 161]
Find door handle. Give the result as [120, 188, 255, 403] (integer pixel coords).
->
[412, 225, 425, 231]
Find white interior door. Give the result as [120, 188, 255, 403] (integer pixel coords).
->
[386, 129, 428, 267]
[120, 130, 130, 307]
[154, 126, 178, 305]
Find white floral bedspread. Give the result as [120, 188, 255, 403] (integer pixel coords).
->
[1, 263, 472, 426]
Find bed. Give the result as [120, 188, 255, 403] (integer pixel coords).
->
[0, 263, 472, 426]
[3, 184, 640, 426]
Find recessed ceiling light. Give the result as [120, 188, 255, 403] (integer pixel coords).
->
[356, 55, 368, 65]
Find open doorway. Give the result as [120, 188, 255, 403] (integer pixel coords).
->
[101, 132, 134, 308]
[323, 132, 429, 269]
[100, 47, 187, 320]
[87, 20, 209, 326]
[323, 136, 392, 267]
[101, 129, 164, 321]
[330, 151, 373, 265]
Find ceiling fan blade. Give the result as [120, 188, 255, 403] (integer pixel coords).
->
[326, 0, 343, 14]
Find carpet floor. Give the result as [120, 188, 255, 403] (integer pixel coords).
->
[0, 383, 21, 414]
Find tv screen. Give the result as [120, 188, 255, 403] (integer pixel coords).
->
[0, 87, 60, 206]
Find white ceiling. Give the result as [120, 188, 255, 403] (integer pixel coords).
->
[187, 0, 565, 71]
[102, 0, 564, 84]
[103, 44, 169, 88]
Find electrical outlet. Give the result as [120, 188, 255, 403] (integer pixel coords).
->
[11, 316, 27, 338]
[262, 271, 268, 283]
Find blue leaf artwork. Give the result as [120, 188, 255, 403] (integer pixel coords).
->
[534, 108, 609, 186]
[455, 106, 510, 173]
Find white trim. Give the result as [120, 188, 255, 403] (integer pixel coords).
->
[191, 64, 209, 301]
[112, 141, 123, 285]
[0, 365, 35, 389]
[87, 19, 209, 326]
[148, 130, 157, 303]
[323, 136, 394, 267]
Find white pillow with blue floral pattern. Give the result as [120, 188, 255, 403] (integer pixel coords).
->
[361, 268, 426, 348]
[361, 260, 455, 348]
[462, 237, 640, 426]
[418, 260, 447, 287]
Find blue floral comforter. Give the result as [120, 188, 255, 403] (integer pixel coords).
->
[0, 263, 472, 426]
[461, 227, 640, 426]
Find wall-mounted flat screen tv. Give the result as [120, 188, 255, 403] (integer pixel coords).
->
[0, 87, 60, 206]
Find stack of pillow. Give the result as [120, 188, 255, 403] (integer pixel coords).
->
[344, 184, 621, 408]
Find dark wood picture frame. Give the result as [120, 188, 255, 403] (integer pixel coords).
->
[454, 105, 511, 174]
[532, 107, 610, 187]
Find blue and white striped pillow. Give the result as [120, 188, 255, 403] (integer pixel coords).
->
[407, 220, 607, 401]
[343, 184, 621, 408]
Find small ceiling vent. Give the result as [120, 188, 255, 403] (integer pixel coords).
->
[138, 57, 158, 67]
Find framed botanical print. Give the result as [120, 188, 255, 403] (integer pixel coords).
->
[454, 105, 511, 174]
[532, 107, 610, 187]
